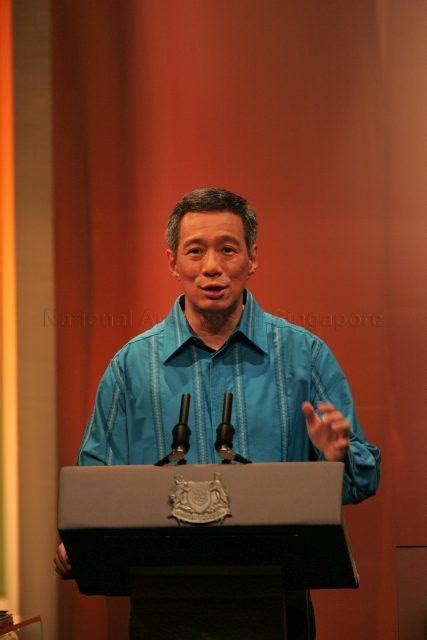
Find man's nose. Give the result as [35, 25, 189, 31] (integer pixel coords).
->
[202, 249, 222, 276]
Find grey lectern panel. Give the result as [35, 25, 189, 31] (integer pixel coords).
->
[58, 462, 359, 595]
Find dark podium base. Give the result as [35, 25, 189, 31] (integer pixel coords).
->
[129, 566, 315, 640]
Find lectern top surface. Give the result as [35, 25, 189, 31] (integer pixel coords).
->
[58, 461, 344, 529]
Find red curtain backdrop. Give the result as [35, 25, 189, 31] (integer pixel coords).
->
[52, 1, 426, 638]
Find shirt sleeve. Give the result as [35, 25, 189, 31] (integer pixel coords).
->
[77, 355, 128, 465]
[311, 340, 381, 505]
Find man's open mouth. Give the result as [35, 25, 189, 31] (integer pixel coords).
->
[202, 285, 226, 291]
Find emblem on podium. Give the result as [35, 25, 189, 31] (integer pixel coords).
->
[168, 473, 231, 525]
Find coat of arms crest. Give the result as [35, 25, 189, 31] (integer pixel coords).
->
[168, 473, 231, 525]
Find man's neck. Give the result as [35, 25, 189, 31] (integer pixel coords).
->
[184, 299, 244, 350]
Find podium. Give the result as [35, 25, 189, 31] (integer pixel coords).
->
[58, 462, 358, 639]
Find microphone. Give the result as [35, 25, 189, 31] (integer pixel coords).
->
[215, 392, 235, 463]
[154, 393, 191, 466]
[215, 392, 252, 464]
[171, 393, 191, 458]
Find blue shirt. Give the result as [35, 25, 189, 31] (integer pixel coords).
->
[78, 291, 380, 504]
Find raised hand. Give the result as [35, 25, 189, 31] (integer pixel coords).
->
[302, 401, 350, 461]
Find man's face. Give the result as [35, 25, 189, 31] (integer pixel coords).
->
[167, 211, 257, 317]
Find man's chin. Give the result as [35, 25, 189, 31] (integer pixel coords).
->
[197, 300, 230, 313]
[195, 295, 241, 315]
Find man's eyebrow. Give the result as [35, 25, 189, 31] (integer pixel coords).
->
[182, 234, 241, 247]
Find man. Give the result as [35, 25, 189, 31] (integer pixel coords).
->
[55, 187, 380, 637]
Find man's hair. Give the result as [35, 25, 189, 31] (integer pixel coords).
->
[166, 187, 258, 256]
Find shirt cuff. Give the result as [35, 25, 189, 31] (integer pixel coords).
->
[315, 447, 356, 480]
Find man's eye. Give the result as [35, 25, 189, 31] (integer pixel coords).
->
[223, 246, 237, 254]
[187, 247, 202, 255]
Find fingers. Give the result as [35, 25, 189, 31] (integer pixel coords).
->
[316, 402, 335, 412]
[301, 402, 319, 428]
[302, 400, 351, 460]
[54, 543, 73, 580]
[322, 413, 350, 435]
[318, 403, 350, 460]
[317, 403, 350, 438]
[302, 402, 349, 432]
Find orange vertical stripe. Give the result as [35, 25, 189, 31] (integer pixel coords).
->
[0, 0, 19, 612]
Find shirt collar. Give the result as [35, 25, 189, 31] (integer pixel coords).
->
[161, 289, 268, 363]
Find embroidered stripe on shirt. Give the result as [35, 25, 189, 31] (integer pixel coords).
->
[272, 325, 290, 461]
[111, 356, 125, 393]
[246, 292, 254, 341]
[149, 335, 166, 460]
[311, 367, 330, 402]
[311, 341, 330, 402]
[191, 344, 208, 463]
[173, 301, 183, 345]
[233, 342, 249, 458]
[106, 381, 122, 464]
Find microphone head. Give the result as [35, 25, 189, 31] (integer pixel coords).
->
[178, 393, 191, 425]
[215, 392, 235, 452]
[172, 393, 191, 453]
[221, 392, 233, 424]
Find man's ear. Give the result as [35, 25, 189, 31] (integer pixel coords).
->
[167, 248, 180, 279]
[248, 243, 258, 276]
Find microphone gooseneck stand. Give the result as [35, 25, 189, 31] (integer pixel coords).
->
[154, 393, 191, 466]
[215, 392, 252, 464]
[154, 391, 251, 465]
